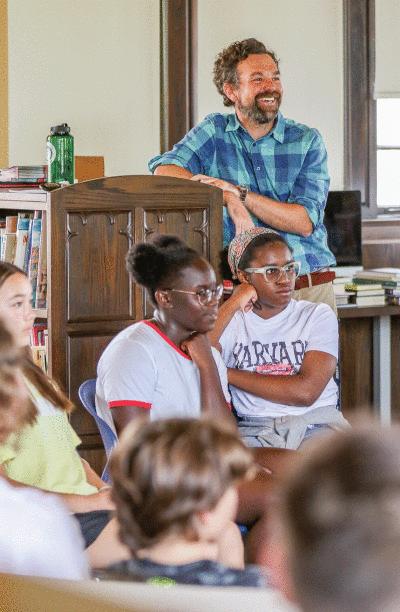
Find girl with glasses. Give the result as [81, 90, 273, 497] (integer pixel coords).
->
[96, 235, 279, 567]
[209, 228, 348, 450]
[96, 234, 236, 436]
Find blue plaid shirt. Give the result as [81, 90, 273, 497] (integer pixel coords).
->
[149, 112, 336, 274]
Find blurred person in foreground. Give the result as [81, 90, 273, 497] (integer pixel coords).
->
[0, 318, 89, 579]
[97, 417, 270, 587]
[266, 426, 400, 612]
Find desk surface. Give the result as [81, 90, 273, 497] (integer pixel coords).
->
[338, 305, 400, 319]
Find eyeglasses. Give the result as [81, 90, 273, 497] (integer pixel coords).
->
[245, 262, 301, 282]
[171, 284, 224, 305]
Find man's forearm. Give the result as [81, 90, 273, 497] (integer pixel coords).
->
[154, 164, 194, 179]
[243, 191, 313, 237]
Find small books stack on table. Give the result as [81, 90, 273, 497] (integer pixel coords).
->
[333, 276, 353, 306]
[351, 269, 400, 306]
[344, 282, 386, 307]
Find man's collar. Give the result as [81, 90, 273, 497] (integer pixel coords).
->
[225, 111, 285, 143]
[225, 113, 242, 132]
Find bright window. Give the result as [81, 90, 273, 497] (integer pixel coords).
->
[377, 99, 400, 210]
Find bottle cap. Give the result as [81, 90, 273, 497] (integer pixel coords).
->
[50, 123, 71, 135]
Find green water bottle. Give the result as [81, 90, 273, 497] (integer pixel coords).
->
[46, 123, 74, 184]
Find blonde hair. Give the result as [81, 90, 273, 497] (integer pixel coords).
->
[0, 320, 37, 429]
[110, 417, 254, 554]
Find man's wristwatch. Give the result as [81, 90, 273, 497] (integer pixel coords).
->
[237, 185, 248, 202]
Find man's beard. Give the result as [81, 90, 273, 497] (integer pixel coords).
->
[238, 93, 281, 125]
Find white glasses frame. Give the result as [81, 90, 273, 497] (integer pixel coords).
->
[170, 284, 224, 305]
[244, 261, 301, 282]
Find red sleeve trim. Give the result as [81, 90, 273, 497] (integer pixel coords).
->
[227, 403, 232, 411]
[108, 400, 151, 410]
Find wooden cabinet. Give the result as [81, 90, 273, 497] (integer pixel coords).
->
[1, 176, 223, 473]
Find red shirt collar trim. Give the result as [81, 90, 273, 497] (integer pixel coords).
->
[143, 321, 191, 360]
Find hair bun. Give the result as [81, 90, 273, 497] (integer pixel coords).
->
[151, 235, 186, 251]
[126, 243, 167, 288]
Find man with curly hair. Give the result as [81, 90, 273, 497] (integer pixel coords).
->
[149, 38, 336, 310]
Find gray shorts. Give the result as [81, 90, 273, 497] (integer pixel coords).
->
[237, 405, 350, 450]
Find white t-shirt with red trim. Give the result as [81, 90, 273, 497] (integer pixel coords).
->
[219, 299, 339, 418]
[95, 321, 230, 436]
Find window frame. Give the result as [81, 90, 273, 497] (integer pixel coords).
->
[344, 0, 377, 219]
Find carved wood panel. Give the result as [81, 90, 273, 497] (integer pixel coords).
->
[67, 211, 135, 322]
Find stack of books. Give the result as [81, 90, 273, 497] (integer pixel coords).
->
[0, 165, 47, 189]
[351, 268, 400, 306]
[333, 276, 353, 306]
[30, 323, 48, 373]
[344, 282, 386, 307]
[0, 211, 47, 309]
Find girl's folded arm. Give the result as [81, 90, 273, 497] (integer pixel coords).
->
[228, 350, 337, 407]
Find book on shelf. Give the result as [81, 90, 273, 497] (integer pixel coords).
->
[352, 276, 400, 289]
[1, 233, 17, 263]
[0, 165, 47, 182]
[335, 293, 351, 306]
[31, 345, 47, 373]
[0, 219, 5, 255]
[35, 211, 47, 309]
[14, 212, 33, 270]
[23, 217, 34, 275]
[0, 215, 18, 262]
[4, 215, 18, 234]
[333, 276, 353, 285]
[0, 182, 45, 190]
[366, 268, 400, 278]
[27, 212, 42, 305]
[354, 268, 400, 281]
[346, 286, 385, 297]
[30, 323, 47, 347]
[349, 293, 387, 307]
[30, 322, 48, 373]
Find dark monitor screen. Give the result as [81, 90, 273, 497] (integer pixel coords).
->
[323, 190, 362, 267]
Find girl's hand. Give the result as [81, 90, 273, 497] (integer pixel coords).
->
[181, 333, 214, 369]
[231, 282, 259, 313]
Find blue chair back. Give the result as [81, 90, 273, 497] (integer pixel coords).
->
[78, 379, 117, 483]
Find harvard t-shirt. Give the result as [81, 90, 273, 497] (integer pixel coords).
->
[219, 299, 338, 418]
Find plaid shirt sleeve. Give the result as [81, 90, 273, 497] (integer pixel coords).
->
[148, 118, 216, 175]
[287, 129, 330, 229]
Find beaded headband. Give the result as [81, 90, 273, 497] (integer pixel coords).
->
[228, 227, 280, 279]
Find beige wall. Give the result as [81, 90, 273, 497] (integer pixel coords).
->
[0, 0, 8, 167]
[8, 0, 160, 176]
[7, 0, 343, 185]
[197, 0, 344, 190]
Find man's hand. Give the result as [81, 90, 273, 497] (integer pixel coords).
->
[190, 174, 239, 198]
[225, 192, 255, 235]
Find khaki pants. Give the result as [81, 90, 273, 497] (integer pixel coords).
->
[293, 281, 337, 316]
